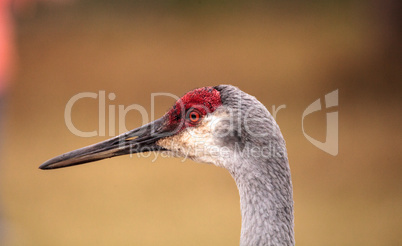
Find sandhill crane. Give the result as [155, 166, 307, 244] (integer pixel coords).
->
[40, 85, 294, 246]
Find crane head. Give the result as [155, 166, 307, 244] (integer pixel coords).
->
[40, 85, 283, 171]
[39, 86, 239, 170]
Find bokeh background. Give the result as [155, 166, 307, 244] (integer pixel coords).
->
[1, 0, 401, 245]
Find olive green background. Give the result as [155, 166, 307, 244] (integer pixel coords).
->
[1, 1, 401, 245]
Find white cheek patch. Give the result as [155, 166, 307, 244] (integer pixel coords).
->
[156, 114, 232, 168]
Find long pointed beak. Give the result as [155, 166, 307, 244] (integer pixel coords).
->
[39, 117, 171, 170]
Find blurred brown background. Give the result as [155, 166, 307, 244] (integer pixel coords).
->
[1, 0, 401, 245]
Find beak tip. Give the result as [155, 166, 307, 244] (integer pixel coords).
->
[39, 157, 63, 170]
[39, 162, 53, 170]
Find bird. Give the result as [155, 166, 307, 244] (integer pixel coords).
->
[40, 85, 294, 246]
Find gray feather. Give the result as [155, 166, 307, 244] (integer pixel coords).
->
[214, 85, 294, 246]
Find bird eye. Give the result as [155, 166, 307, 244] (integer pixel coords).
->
[187, 109, 201, 124]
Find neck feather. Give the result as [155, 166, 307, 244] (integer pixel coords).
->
[230, 156, 294, 246]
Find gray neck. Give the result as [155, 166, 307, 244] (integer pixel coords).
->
[212, 84, 294, 245]
[230, 156, 294, 246]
